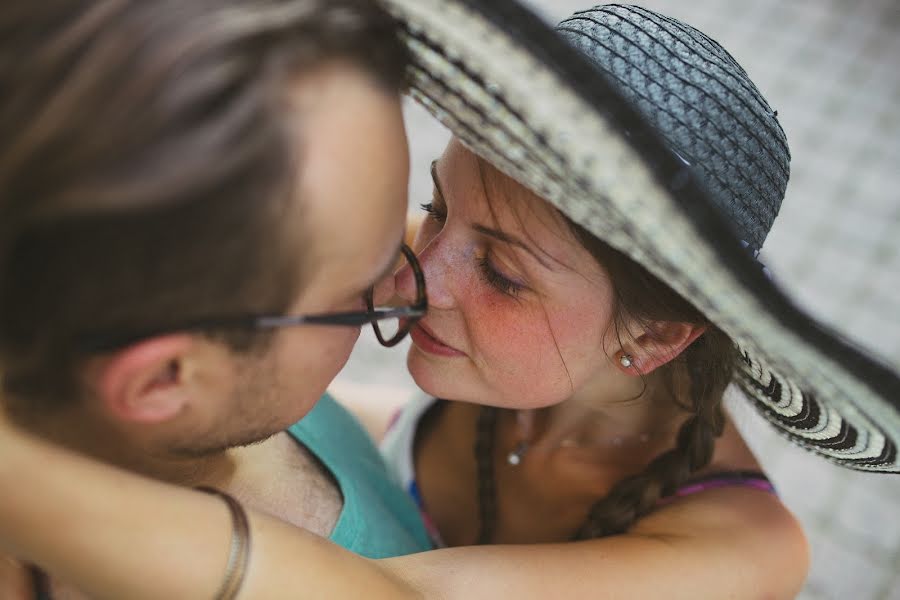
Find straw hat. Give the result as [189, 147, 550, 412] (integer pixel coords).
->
[383, 0, 899, 472]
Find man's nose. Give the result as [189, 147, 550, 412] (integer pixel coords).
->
[371, 270, 398, 306]
[394, 244, 423, 302]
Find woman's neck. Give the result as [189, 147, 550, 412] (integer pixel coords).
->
[540, 385, 686, 463]
[414, 383, 691, 545]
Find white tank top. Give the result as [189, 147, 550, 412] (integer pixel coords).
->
[379, 393, 447, 546]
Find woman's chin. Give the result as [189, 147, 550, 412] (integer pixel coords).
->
[406, 349, 566, 409]
[407, 351, 443, 395]
[406, 349, 470, 400]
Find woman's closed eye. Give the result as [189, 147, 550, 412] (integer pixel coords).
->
[421, 197, 526, 297]
[477, 254, 525, 297]
[420, 201, 446, 223]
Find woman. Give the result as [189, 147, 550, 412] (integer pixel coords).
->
[380, 140, 777, 548]
[3, 2, 898, 599]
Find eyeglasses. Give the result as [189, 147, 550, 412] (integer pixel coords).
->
[77, 244, 427, 352]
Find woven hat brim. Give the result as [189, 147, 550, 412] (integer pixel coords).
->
[384, 0, 900, 472]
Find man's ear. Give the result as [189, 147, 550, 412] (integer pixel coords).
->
[89, 334, 196, 424]
[619, 322, 706, 375]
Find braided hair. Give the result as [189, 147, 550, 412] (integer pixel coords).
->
[474, 406, 501, 544]
[474, 225, 738, 543]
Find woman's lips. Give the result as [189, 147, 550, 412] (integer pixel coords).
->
[410, 322, 465, 357]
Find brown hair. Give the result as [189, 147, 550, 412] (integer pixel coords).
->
[474, 220, 737, 542]
[0, 0, 409, 408]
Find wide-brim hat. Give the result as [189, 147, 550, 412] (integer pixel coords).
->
[382, 0, 899, 473]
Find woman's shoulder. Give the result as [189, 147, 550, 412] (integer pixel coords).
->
[386, 479, 809, 600]
[629, 412, 808, 596]
[328, 381, 425, 442]
[632, 465, 809, 598]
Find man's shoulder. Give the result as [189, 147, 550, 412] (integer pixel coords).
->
[286, 392, 390, 496]
[287, 392, 379, 457]
[286, 392, 433, 557]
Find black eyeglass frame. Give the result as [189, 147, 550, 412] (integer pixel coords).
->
[77, 244, 427, 352]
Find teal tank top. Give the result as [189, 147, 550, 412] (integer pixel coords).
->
[287, 393, 433, 558]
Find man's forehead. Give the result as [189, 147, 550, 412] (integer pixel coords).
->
[281, 62, 408, 297]
[302, 231, 400, 297]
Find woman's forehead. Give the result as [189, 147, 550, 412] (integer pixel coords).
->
[441, 141, 560, 229]
[440, 140, 599, 275]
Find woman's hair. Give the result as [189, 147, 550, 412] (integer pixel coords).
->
[569, 224, 737, 539]
[474, 220, 737, 543]
[0, 0, 409, 408]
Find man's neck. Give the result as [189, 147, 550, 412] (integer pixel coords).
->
[7, 403, 237, 488]
[43, 410, 339, 524]
[6, 403, 343, 600]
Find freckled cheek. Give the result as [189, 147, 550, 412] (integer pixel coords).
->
[468, 300, 529, 353]
[464, 296, 574, 406]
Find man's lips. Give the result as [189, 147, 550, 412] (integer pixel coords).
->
[410, 322, 465, 357]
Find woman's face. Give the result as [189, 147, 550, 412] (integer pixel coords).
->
[395, 139, 623, 409]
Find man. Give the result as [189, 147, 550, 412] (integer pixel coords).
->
[0, 0, 430, 596]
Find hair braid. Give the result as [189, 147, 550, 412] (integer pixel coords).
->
[474, 405, 500, 544]
[574, 332, 733, 540]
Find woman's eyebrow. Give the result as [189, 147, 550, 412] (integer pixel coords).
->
[471, 224, 553, 270]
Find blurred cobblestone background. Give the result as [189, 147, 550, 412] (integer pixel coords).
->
[334, 1, 900, 598]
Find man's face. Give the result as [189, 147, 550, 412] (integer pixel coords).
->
[169, 62, 410, 453]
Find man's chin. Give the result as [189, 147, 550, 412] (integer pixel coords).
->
[169, 428, 281, 458]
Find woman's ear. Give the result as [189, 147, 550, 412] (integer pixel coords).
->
[88, 334, 195, 424]
[618, 322, 706, 375]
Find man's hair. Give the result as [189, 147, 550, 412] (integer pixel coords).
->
[0, 0, 409, 407]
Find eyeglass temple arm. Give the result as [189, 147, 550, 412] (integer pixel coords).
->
[254, 306, 425, 329]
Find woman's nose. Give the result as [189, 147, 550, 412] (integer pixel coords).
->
[394, 242, 454, 310]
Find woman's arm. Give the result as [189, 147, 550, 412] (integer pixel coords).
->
[383, 487, 809, 600]
[0, 415, 806, 600]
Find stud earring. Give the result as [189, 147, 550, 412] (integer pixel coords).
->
[620, 354, 634, 368]
[507, 441, 529, 466]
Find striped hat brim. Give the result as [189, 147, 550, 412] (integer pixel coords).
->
[383, 0, 900, 472]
